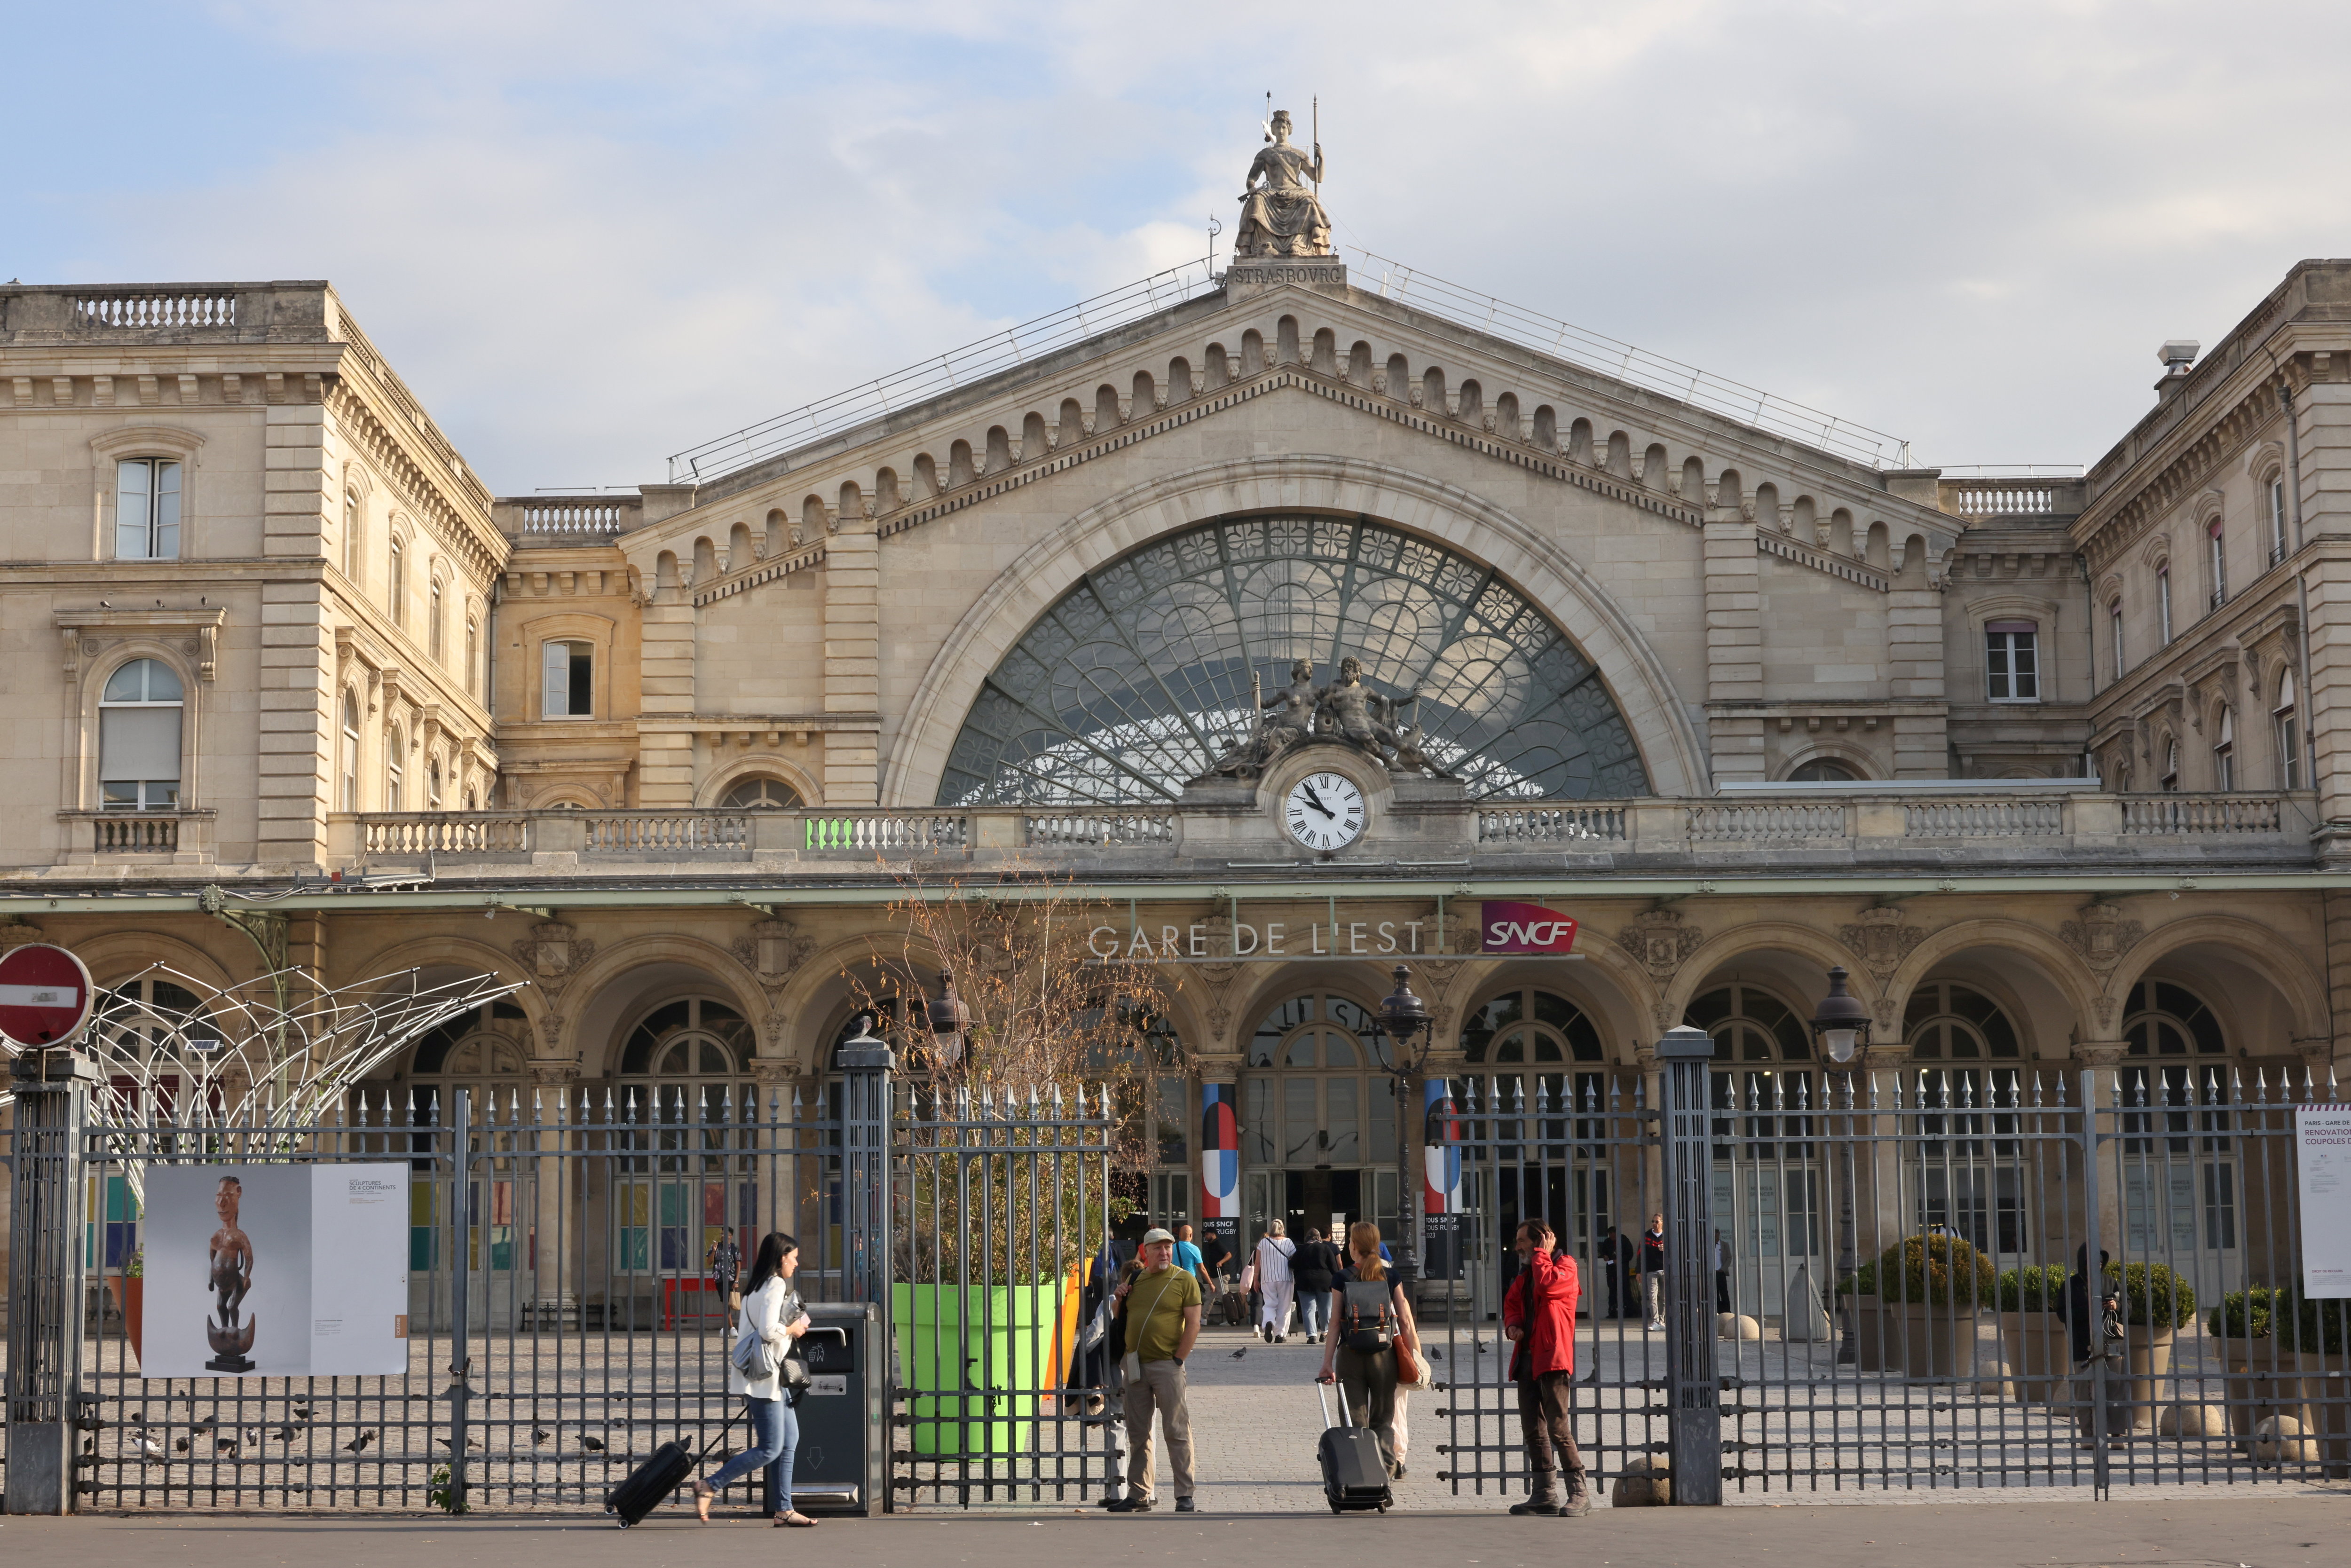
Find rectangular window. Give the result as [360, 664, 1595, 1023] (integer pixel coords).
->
[115, 458, 181, 560]
[541, 640, 593, 718]
[1985, 621, 2039, 701]
[99, 707, 182, 811]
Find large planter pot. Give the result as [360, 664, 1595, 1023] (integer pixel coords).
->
[892, 1282, 1065, 1458]
[2224, 1352, 2309, 1441]
[1847, 1295, 1887, 1371]
[1999, 1310, 2066, 1403]
[2292, 1351, 2350, 1478]
[107, 1276, 143, 1363]
[2122, 1325, 2175, 1432]
[1899, 1303, 1981, 1380]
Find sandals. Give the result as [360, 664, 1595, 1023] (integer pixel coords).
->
[773, 1511, 819, 1528]
[692, 1479, 715, 1523]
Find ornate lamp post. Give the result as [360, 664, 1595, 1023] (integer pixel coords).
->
[1371, 963, 1431, 1284]
[927, 970, 970, 1070]
[1808, 965, 1872, 1365]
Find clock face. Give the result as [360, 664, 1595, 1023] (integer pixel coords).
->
[1283, 772, 1367, 851]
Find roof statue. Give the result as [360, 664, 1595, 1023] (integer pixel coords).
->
[1235, 108, 1333, 258]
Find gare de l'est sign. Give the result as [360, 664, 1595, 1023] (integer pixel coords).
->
[1087, 900, 1580, 961]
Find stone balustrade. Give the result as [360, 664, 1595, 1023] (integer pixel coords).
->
[312, 790, 2319, 877]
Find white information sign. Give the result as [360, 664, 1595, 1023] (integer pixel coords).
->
[2296, 1105, 2351, 1299]
[142, 1165, 411, 1377]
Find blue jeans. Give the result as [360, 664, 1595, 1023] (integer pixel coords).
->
[1297, 1285, 1330, 1337]
[705, 1395, 796, 1514]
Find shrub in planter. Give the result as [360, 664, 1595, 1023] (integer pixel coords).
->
[1877, 1233, 1996, 1310]
[1997, 1264, 2067, 1313]
[2205, 1286, 2280, 1346]
[2273, 1286, 2351, 1355]
[2104, 1261, 2196, 1331]
[1837, 1260, 1877, 1297]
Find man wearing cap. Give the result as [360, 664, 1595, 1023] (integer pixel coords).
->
[1109, 1227, 1203, 1513]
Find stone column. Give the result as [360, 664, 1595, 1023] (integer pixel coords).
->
[2073, 1040, 2130, 1267]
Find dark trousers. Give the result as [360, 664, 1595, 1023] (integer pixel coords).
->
[1515, 1371, 1583, 1478]
[1715, 1268, 1731, 1313]
[1604, 1266, 1625, 1317]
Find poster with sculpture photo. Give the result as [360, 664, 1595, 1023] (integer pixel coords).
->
[142, 1165, 410, 1377]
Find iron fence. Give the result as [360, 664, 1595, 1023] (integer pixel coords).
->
[1434, 1057, 2350, 1500]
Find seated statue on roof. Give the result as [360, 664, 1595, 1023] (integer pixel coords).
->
[1235, 110, 1333, 259]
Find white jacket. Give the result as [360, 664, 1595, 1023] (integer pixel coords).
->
[728, 1277, 803, 1400]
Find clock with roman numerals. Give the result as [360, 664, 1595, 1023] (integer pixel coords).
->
[1282, 771, 1367, 851]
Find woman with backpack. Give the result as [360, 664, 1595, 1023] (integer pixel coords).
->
[692, 1231, 819, 1527]
[1314, 1220, 1422, 1480]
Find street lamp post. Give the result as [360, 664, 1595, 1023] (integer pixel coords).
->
[1370, 963, 1431, 1285]
[1807, 965, 1872, 1367]
[927, 969, 970, 1070]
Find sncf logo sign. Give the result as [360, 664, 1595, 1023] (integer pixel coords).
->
[1481, 900, 1579, 954]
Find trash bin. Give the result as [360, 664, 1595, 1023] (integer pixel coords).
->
[771, 1300, 884, 1516]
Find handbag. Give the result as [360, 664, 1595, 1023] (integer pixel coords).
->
[1395, 1338, 1424, 1387]
[1239, 1262, 1257, 1293]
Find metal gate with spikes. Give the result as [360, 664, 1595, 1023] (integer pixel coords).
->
[7, 1042, 1118, 1513]
[1436, 1048, 2351, 1502]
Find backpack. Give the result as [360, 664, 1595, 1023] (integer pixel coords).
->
[1340, 1280, 1395, 1354]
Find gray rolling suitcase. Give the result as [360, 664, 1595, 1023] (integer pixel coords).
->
[1315, 1381, 1392, 1513]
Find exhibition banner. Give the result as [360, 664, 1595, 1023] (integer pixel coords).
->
[142, 1164, 411, 1377]
[2296, 1105, 2351, 1299]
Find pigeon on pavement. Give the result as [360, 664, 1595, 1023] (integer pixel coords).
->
[344, 1430, 376, 1454]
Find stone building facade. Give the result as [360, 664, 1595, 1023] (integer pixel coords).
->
[6, 235, 2349, 1314]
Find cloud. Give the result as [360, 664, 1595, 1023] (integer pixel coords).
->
[11, 0, 2351, 489]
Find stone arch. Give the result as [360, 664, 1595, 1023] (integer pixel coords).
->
[772, 930, 948, 1076]
[554, 937, 765, 1074]
[1456, 942, 1658, 1065]
[698, 752, 821, 808]
[886, 453, 1708, 806]
[2106, 914, 2328, 1044]
[1881, 917, 2104, 1054]
[78, 929, 244, 993]
[1779, 741, 1877, 781]
[1665, 920, 1869, 1029]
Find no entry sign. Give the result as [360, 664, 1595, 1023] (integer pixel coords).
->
[0, 943, 95, 1048]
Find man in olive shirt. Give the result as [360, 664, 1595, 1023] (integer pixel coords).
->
[1110, 1227, 1203, 1512]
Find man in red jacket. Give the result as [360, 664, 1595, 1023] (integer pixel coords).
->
[1502, 1219, 1589, 1516]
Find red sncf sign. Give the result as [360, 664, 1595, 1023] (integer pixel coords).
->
[1480, 901, 1578, 954]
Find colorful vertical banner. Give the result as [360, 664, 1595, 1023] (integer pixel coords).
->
[1199, 1082, 1238, 1250]
[1422, 1078, 1462, 1214]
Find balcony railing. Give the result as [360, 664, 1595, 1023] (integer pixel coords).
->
[320, 790, 2320, 877]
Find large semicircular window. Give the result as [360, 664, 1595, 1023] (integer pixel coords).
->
[938, 514, 1649, 804]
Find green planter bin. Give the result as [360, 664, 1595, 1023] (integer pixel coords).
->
[892, 1282, 1066, 1457]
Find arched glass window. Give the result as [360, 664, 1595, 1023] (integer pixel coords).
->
[429, 580, 446, 662]
[1684, 984, 1821, 1280]
[1902, 982, 2025, 1251]
[2109, 599, 2126, 679]
[2277, 670, 2300, 789]
[2157, 565, 2174, 644]
[1241, 992, 1398, 1247]
[428, 756, 443, 810]
[1787, 757, 1860, 782]
[388, 536, 406, 624]
[99, 659, 184, 811]
[1684, 985, 1812, 1063]
[1460, 988, 1603, 1064]
[2119, 981, 2234, 1251]
[615, 998, 757, 1281]
[2208, 518, 2227, 610]
[340, 693, 361, 811]
[938, 514, 1649, 804]
[720, 776, 804, 810]
[386, 726, 405, 811]
[2269, 477, 2289, 566]
[2213, 708, 2234, 790]
[465, 618, 480, 700]
[342, 488, 360, 579]
[2161, 740, 2180, 793]
[91, 976, 223, 1102]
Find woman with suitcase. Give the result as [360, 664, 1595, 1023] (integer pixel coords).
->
[692, 1232, 818, 1527]
[1315, 1221, 1421, 1481]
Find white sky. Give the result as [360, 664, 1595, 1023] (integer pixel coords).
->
[10, 1, 2348, 494]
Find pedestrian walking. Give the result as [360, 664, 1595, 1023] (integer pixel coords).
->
[1599, 1223, 1633, 1318]
[692, 1232, 817, 1527]
[1293, 1227, 1339, 1343]
[1108, 1228, 1203, 1513]
[707, 1232, 742, 1326]
[1317, 1220, 1420, 1481]
[1712, 1228, 1731, 1316]
[2066, 1243, 2130, 1444]
[1639, 1213, 1666, 1330]
[1503, 1219, 1590, 1516]
[1173, 1222, 1209, 1292]
[1254, 1221, 1298, 1342]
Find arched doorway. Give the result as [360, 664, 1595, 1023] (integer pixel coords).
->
[1685, 983, 1822, 1316]
[1242, 992, 1398, 1251]
[1455, 986, 1613, 1300]
[402, 998, 535, 1329]
[607, 997, 757, 1328]
[2118, 979, 2237, 1298]
[1903, 982, 2028, 1265]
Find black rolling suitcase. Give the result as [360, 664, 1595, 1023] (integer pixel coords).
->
[1315, 1381, 1392, 1514]
[605, 1413, 739, 1527]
